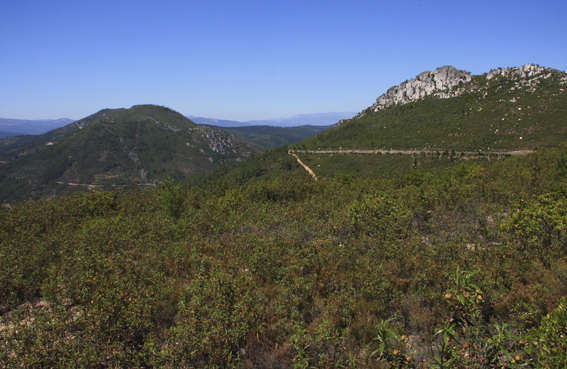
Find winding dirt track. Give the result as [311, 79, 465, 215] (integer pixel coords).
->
[289, 152, 318, 181]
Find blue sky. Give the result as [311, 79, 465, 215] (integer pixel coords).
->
[1, 0, 566, 121]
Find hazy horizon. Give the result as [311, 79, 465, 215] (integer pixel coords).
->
[1, 110, 357, 123]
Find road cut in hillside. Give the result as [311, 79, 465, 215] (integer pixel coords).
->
[289, 149, 535, 156]
[288, 148, 535, 180]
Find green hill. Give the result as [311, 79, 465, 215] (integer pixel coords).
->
[296, 64, 567, 153]
[284, 64, 567, 179]
[0, 105, 255, 203]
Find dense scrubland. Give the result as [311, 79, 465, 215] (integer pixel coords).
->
[2, 144, 567, 368]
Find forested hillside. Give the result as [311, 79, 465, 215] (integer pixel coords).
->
[0, 105, 255, 203]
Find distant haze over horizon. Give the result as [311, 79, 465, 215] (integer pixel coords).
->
[0, 118, 75, 138]
[187, 111, 357, 127]
[0, 110, 357, 137]
[2, 110, 356, 124]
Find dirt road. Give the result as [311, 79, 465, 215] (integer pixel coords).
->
[288, 148, 536, 180]
[289, 152, 318, 181]
[289, 149, 535, 157]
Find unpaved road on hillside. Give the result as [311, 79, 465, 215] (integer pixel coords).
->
[289, 149, 535, 156]
[290, 153, 318, 181]
[288, 149, 536, 180]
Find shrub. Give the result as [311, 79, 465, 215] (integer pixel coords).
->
[160, 177, 185, 219]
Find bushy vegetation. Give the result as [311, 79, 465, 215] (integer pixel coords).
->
[2, 142, 567, 367]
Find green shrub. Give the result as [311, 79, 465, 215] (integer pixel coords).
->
[522, 297, 567, 367]
[160, 177, 185, 219]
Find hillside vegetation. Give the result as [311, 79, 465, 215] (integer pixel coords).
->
[0, 105, 255, 203]
[2, 143, 567, 367]
[2, 65, 567, 368]
[213, 125, 330, 150]
[297, 65, 567, 153]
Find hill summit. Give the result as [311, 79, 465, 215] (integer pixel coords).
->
[300, 64, 567, 153]
[0, 104, 255, 203]
[373, 65, 472, 110]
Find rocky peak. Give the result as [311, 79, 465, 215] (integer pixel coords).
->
[486, 64, 547, 80]
[372, 66, 472, 111]
[485, 64, 567, 88]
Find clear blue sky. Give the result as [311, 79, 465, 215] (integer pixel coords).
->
[1, 0, 566, 121]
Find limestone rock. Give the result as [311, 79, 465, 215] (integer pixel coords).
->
[373, 66, 472, 111]
[486, 64, 546, 80]
[192, 126, 253, 157]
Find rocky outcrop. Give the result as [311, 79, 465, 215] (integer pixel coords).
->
[485, 64, 565, 90]
[190, 126, 254, 157]
[146, 116, 181, 132]
[128, 151, 139, 162]
[366, 64, 565, 116]
[372, 66, 472, 111]
[486, 64, 547, 80]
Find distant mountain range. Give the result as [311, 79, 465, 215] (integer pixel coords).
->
[186, 112, 357, 128]
[0, 112, 355, 138]
[0, 118, 75, 138]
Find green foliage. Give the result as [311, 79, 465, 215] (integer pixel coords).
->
[349, 193, 412, 239]
[164, 264, 265, 367]
[3, 139, 567, 367]
[555, 152, 567, 178]
[370, 318, 414, 368]
[431, 268, 519, 368]
[218, 125, 330, 150]
[504, 190, 567, 247]
[160, 177, 185, 219]
[522, 297, 567, 366]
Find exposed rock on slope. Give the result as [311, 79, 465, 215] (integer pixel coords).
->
[373, 66, 472, 111]
[488, 64, 549, 80]
[190, 126, 253, 157]
[300, 63, 567, 153]
[366, 64, 566, 116]
[486, 64, 567, 90]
